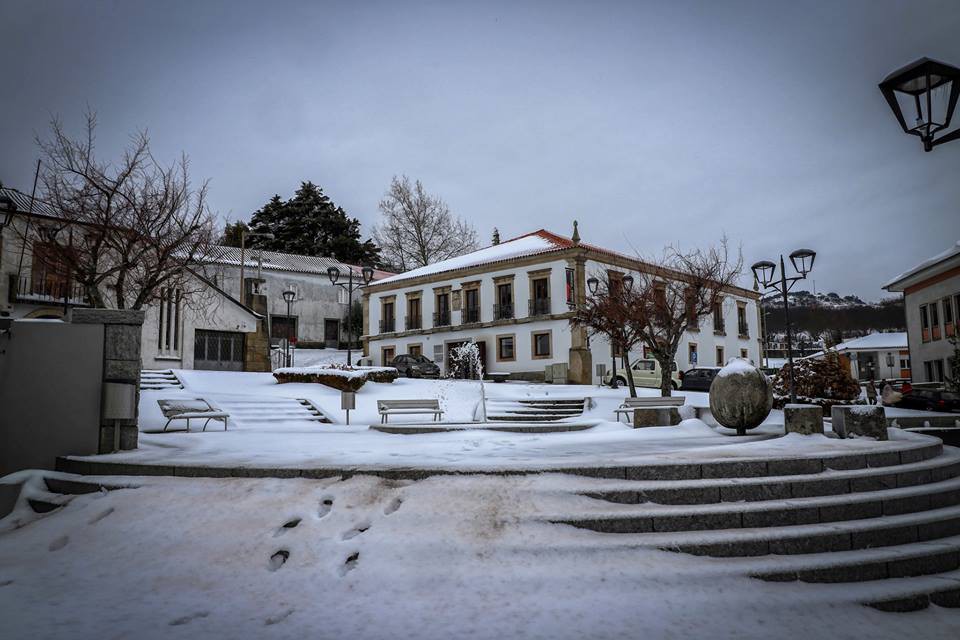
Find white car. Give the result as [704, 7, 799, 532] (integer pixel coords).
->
[602, 358, 681, 390]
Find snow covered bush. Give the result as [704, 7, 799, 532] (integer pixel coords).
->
[772, 351, 861, 413]
[273, 365, 398, 391]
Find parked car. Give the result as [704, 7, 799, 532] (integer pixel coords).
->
[894, 388, 960, 413]
[389, 354, 441, 379]
[679, 367, 722, 392]
[603, 358, 680, 390]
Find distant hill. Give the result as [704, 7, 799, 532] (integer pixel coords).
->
[761, 293, 905, 343]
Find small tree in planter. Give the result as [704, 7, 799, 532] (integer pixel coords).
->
[772, 350, 861, 413]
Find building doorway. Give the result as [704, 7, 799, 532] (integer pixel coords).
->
[324, 319, 340, 348]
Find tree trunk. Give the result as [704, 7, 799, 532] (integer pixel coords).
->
[621, 352, 637, 398]
[658, 355, 673, 397]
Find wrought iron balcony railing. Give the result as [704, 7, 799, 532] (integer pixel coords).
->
[9, 274, 89, 306]
[433, 310, 451, 327]
[405, 315, 422, 331]
[462, 306, 480, 324]
[379, 318, 395, 333]
[493, 303, 514, 321]
[528, 297, 551, 317]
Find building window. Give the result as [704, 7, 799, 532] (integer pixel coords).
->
[688, 343, 698, 365]
[157, 287, 182, 355]
[924, 360, 933, 381]
[900, 357, 910, 370]
[495, 282, 514, 320]
[380, 300, 395, 333]
[685, 288, 698, 329]
[931, 302, 941, 340]
[737, 303, 748, 337]
[497, 335, 515, 361]
[886, 353, 895, 367]
[434, 292, 451, 326]
[944, 297, 955, 337]
[920, 304, 930, 342]
[463, 287, 480, 323]
[381, 346, 396, 365]
[565, 268, 575, 306]
[406, 297, 422, 330]
[433, 344, 444, 367]
[715, 346, 725, 366]
[712, 300, 725, 333]
[529, 277, 550, 316]
[740, 348, 748, 359]
[408, 344, 422, 357]
[532, 331, 551, 358]
[935, 359, 945, 381]
[270, 315, 297, 342]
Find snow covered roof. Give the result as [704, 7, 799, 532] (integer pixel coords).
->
[0, 186, 60, 219]
[206, 245, 394, 281]
[805, 332, 907, 359]
[883, 241, 960, 291]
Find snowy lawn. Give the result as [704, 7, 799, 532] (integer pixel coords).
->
[74, 370, 936, 471]
[3, 472, 960, 640]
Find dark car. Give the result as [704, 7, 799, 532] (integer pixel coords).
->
[679, 367, 721, 392]
[390, 354, 441, 379]
[895, 388, 960, 413]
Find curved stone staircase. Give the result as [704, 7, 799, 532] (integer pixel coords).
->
[544, 438, 960, 612]
[485, 398, 587, 422]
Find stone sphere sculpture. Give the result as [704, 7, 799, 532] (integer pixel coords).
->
[708, 358, 773, 435]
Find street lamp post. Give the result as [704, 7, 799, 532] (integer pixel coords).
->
[328, 264, 375, 366]
[282, 289, 296, 367]
[586, 273, 634, 389]
[239, 230, 275, 305]
[751, 249, 816, 404]
[879, 57, 960, 152]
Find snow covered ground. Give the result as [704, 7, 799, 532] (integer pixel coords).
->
[3, 472, 959, 640]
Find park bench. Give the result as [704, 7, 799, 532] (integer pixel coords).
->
[377, 399, 444, 424]
[614, 396, 686, 427]
[487, 372, 511, 383]
[158, 398, 230, 432]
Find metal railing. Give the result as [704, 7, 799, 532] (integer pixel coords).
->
[379, 318, 396, 333]
[9, 274, 89, 305]
[433, 310, 451, 327]
[493, 303, 514, 321]
[528, 297, 551, 317]
[462, 306, 480, 324]
[405, 315, 422, 331]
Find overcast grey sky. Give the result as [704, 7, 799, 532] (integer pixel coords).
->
[2, 0, 958, 298]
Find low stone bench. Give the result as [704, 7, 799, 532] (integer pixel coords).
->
[784, 404, 824, 435]
[614, 396, 685, 428]
[831, 405, 888, 441]
[487, 372, 510, 383]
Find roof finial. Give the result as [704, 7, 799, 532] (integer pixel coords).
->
[571, 220, 580, 246]
[492, 227, 500, 245]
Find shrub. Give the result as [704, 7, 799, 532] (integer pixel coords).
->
[772, 350, 862, 413]
[273, 365, 398, 390]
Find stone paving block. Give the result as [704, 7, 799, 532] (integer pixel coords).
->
[640, 486, 720, 505]
[104, 324, 142, 360]
[790, 478, 850, 498]
[300, 469, 344, 480]
[632, 407, 681, 427]
[929, 587, 960, 608]
[566, 467, 628, 479]
[564, 517, 652, 534]
[701, 460, 768, 479]
[930, 462, 960, 483]
[886, 550, 960, 578]
[784, 404, 824, 435]
[767, 458, 823, 476]
[917, 517, 960, 542]
[900, 447, 928, 464]
[173, 466, 241, 478]
[823, 454, 867, 471]
[849, 473, 897, 493]
[626, 464, 701, 481]
[896, 468, 933, 488]
[741, 507, 819, 528]
[753, 570, 797, 582]
[868, 595, 930, 612]
[652, 511, 741, 532]
[768, 532, 852, 555]
[586, 490, 637, 504]
[928, 489, 960, 510]
[798, 561, 888, 583]
[720, 482, 792, 502]
[865, 451, 901, 468]
[883, 494, 931, 516]
[831, 405, 888, 440]
[851, 525, 917, 549]
[818, 500, 882, 523]
[675, 539, 771, 557]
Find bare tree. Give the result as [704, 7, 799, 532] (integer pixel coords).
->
[372, 175, 478, 271]
[579, 239, 743, 397]
[30, 112, 215, 310]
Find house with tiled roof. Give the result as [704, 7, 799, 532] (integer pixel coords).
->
[362, 223, 762, 383]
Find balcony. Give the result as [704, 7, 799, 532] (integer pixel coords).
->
[738, 322, 749, 338]
[528, 297, 551, 317]
[379, 317, 395, 333]
[713, 321, 726, 336]
[433, 310, 451, 327]
[493, 303, 514, 321]
[405, 315, 422, 331]
[8, 274, 89, 306]
[462, 306, 480, 324]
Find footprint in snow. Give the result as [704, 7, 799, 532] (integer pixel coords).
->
[384, 497, 403, 515]
[268, 549, 290, 571]
[48, 536, 69, 552]
[341, 522, 370, 541]
[265, 608, 295, 626]
[318, 496, 334, 519]
[169, 611, 210, 626]
[274, 517, 301, 537]
[88, 507, 114, 525]
[338, 552, 360, 577]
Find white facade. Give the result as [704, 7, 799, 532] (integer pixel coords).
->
[364, 229, 761, 382]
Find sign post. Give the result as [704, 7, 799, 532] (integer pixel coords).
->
[595, 363, 607, 387]
[341, 391, 356, 425]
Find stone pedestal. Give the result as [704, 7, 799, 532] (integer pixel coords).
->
[784, 404, 824, 435]
[633, 407, 681, 428]
[244, 291, 272, 372]
[831, 405, 888, 441]
[70, 308, 145, 453]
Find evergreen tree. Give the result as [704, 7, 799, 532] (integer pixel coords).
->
[247, 182, 381, 265]
[219, 220, 250, 247]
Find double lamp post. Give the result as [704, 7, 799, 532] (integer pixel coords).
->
[586, 272, 634, 389]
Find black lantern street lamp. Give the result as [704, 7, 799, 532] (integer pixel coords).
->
[281, 289, 296, 367]
[586, 273, 634, 389]
[751, 249, 816, 404]
[328, 264, 376, 366]
[879, 57, 960, 152]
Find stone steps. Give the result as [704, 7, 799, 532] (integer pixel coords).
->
[213, 397, 331, 423]
[485, 398, 586, 423]
[139, 369, 183, 391]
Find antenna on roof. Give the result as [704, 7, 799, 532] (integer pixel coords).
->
[571, 220, 580, 246]
[492, 227, 500, 245]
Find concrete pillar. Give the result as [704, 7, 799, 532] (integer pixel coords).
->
[831, 405, 888, 440]
[633, 407, 682, 427]
[244, 291, 271, 372]
[784, 404, 824, 435]
[70, 308, 145, 453]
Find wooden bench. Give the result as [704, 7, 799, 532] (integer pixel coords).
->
[614, 396, 685, 424]
[487, 372, 510, 383]
[377, 399, 444, 424]
[158, 399, 230, 432]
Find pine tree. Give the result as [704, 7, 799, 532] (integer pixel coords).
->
[219, 220, 250, 247]
[246, 183, 381, 265]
